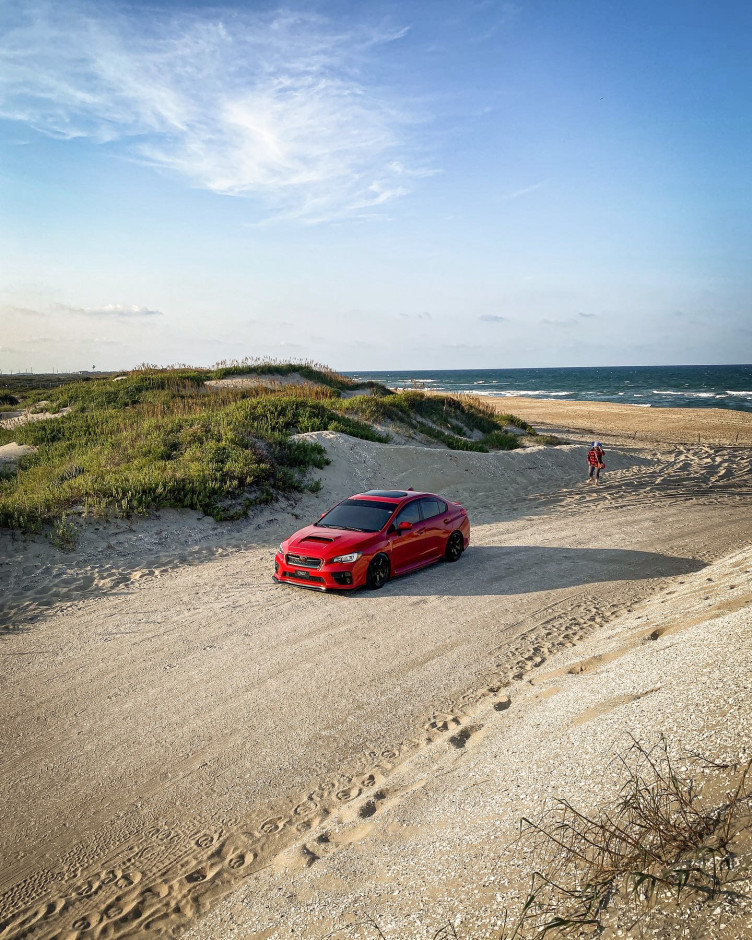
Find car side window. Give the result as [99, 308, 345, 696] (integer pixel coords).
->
[418, 497, 441, 520]
[395, 501, 421, 526]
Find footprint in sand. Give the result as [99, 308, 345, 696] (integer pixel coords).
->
[75, 877, 100, 898]
[193, 832, 218, 849]
[259, 816, 287, 835]
[358, 790, 386, 819]
[293, 795, 321, 818]
[426, 714, 461, 733]
[448, 724, 481, 749]
[227, 851, 253, 870]
[335, 786, 362, 802]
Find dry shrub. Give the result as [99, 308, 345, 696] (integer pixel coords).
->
[505, 737, 752, 938]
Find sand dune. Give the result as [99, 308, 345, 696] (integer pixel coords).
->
[204, 371, 315, 391]
[0, 409, 751, 939]
[0, 406, 71, 432]
[0, 442, 37, 464]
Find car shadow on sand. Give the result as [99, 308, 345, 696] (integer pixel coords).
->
[358, 545, 707, 597]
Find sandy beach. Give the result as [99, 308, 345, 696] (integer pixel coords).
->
[490, 397, 752, 446]
[1, 400, 751, 939]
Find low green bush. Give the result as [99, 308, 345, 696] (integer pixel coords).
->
[0, 367, 538, 534]
[532, 432, 564, 445]
[333, 390, 522, 451]
[0, 384, 386, 531]
[482, 430, 521, 450]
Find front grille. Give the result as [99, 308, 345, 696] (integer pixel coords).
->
[283, 571, 325, 584]
[286, 554, 323, 570]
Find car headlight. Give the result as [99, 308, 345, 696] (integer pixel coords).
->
[331, 552, 362, 564]
[279, 543, 285, 554]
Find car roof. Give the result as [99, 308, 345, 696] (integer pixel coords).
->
[352, 489, 435, 504]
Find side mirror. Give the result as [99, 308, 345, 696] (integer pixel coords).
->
[320, 512, 326, 518]
[398, 521, 412, 531]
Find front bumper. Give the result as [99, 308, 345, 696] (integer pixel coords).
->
[273, 552, 365, 591]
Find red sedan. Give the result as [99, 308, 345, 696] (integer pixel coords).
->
[273, 489, 470, 591]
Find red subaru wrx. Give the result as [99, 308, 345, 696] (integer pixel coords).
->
[273, 489, 470, 591]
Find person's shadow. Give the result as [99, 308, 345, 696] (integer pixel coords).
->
[366, 545, 706, 597]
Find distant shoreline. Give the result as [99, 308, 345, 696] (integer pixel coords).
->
[348, 364, 752, 413]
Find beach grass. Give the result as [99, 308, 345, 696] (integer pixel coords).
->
[0, 362, 542, 534]
[333, 390, 531, 451]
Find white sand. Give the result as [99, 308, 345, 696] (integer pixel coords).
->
[489, 396, 752, 446]
[0, 418, 751, 939]
[0, 442, 37, 463]
[205, 372, 319, 390]
[0, 406, 71, 431]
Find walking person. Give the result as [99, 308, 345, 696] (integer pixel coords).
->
[587, 441, 605, 483]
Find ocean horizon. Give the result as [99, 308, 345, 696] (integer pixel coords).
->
[346, 364, 752, 413]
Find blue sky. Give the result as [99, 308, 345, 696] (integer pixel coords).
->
[1, 0, 750, 372]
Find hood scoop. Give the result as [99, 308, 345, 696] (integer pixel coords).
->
[301, 535, 335, 543]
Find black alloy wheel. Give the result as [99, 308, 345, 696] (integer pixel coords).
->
[366, 553, 390, 589]
[445, 531, 464, 562]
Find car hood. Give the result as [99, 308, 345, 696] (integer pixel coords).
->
[284, 524, 375, 557]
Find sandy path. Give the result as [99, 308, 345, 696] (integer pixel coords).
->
[185, 547, 752, 940]
[1, 436, 751, 938]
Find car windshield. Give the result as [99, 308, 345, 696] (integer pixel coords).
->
[316, 498, 396, 533]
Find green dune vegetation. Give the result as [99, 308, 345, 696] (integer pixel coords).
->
[0, 360, 550, 535]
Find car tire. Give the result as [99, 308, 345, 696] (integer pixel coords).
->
[366, 553, 391, 589]
[445, 531, 464, 562]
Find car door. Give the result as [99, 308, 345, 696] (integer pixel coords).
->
[388, 499, 427, 571]
[417, 497, 448, 558]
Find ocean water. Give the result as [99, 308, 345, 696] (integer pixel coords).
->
[347, 364, 752, 412]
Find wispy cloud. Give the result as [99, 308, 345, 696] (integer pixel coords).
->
[540, 317, 578, 328]
[78, 304, 163, 318]
[504, 180, 547, 200]
[0, 3, 420, 223]
[2, 301, 162, 319]
[1, 304, 47, 318]
[479, 314, 505, 322]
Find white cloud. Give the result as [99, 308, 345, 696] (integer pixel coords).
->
[2, 301, 162, 319]
[47, 302, 162, 318]
[479, 314, 505, 322]
[0, 3, 420, 222]
[80, 304, 163, 318]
